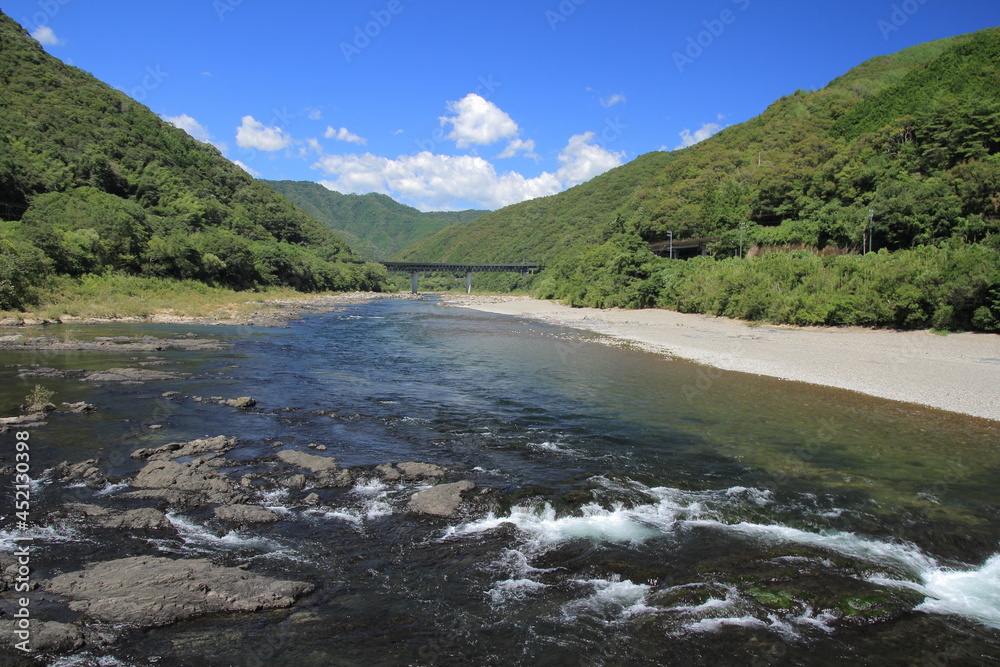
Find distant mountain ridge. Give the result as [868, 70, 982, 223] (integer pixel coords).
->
[264, 180, 486, 261]
[397, 28, 999, 267]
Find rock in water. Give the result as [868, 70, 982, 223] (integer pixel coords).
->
[408, 481, 476, 517]
[44, 556, 313, 627]
[131, 435, 237, 461]
[276, 449, 338, 473]
[129, 458, 245, 505]
[214, 504, 279, 523]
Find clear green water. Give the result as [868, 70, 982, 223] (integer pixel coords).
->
[1, 298, 998, 665]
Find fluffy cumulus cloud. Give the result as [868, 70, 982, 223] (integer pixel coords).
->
[312, 133, 623, 210]
[324, 126, 366, 145]
[555, 132, 625, 187]
[674, 122, 722, 150]
[440, 94, 519, 149]
[165, 114, 213, 143]
[236, 115, 293, 152]
[31, 26, 62, 46]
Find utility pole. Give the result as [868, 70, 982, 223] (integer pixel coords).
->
[739, 221, 745, 259]
[867, 209, 874, 254]
[667, 231, 673, 259]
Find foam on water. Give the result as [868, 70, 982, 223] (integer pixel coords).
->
[0, 523, 83, 552]
[872, 553, 1000, 629]
[166, 513, 280, 552]
[562, 577, 657, 622]
[447, 484, 1000, 632]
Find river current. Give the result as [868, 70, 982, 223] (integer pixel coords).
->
[1, 297, 999, 665]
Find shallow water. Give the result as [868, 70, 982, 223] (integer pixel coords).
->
[1, 297, 998, 665]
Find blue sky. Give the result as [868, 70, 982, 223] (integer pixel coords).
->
[8, 0, 998, 211]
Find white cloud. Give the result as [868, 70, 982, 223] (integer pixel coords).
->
[324, 126, 367, 145]
[312, 133, 622, 210]
[306, 138, 323, 154]
[675, 122, 722, 150]
[236, 115, 293, 152]
[232, 160, 261, 177]
[31, 26, 62, 46]
[308, 108, 323, 120]
[555, 132, 625, 187]
[440, 93, 519, 149]
[165, 114, 213, 143]
[497, 138, 538, 160]
[600, 93, 626, 108]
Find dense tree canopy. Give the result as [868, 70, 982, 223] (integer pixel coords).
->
[0, 12, 387, 310]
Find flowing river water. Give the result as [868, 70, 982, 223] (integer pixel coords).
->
[1, 297, 999, 665]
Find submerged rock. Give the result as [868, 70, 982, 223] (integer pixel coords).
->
[131, 435, 237, 461]
[43, 556, 313, 627]
[408, 480, 476, 517]
[83, 367, 181, 384]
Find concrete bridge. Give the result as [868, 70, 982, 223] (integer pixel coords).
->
[381, 262, 540, 294]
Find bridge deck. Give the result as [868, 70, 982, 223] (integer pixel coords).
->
[382, 262, 540, 273]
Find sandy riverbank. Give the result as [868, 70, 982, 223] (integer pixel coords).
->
[444, 295, 1000, 423]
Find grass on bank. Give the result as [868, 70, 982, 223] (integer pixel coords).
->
[0, 271, 376, 323]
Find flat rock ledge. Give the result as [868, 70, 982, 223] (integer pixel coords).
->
[408, 480, 476, 517]
[132, 435, 238, 461]
[43, 556, 313, 627]
[127, 458, 246, 505]
[215, 504, 279, 523]
[376, 461, 446, 482]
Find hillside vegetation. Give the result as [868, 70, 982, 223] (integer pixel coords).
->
[398, 29, 1000, 330]
[0, 12, 388, 313]
[264, 180, 484, 261]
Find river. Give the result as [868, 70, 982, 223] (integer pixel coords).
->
[1, 296, 998, 665]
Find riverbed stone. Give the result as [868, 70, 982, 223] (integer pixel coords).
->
[0, 620, 84, 653]
[83, 367, 181, 383]
[43, 556, 314, 627]
[101, 508, 172, 530]
[408, 480, 476, 517]
[129, 458, 244, 505]
[223, 396, 257, 409]
[131, 435, 237, 461]
[49, 459, 107, 487]
[215, 504, 279, 523]
[277, 449, 338, 474]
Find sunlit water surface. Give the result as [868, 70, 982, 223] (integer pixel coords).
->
[1, 297, 998, 666]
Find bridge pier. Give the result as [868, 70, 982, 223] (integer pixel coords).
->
[466, 272, 472, 294]
[411, 272, 419, 294]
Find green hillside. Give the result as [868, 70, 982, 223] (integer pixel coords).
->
[264, 180, 484, 261]
[0, 12, 387, 312]
[397, 29, 1000, 330]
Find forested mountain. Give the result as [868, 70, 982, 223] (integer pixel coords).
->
[0, 12, 387, 311]
[264, 180, 484, 261]
[397, 29, 1000, 330]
